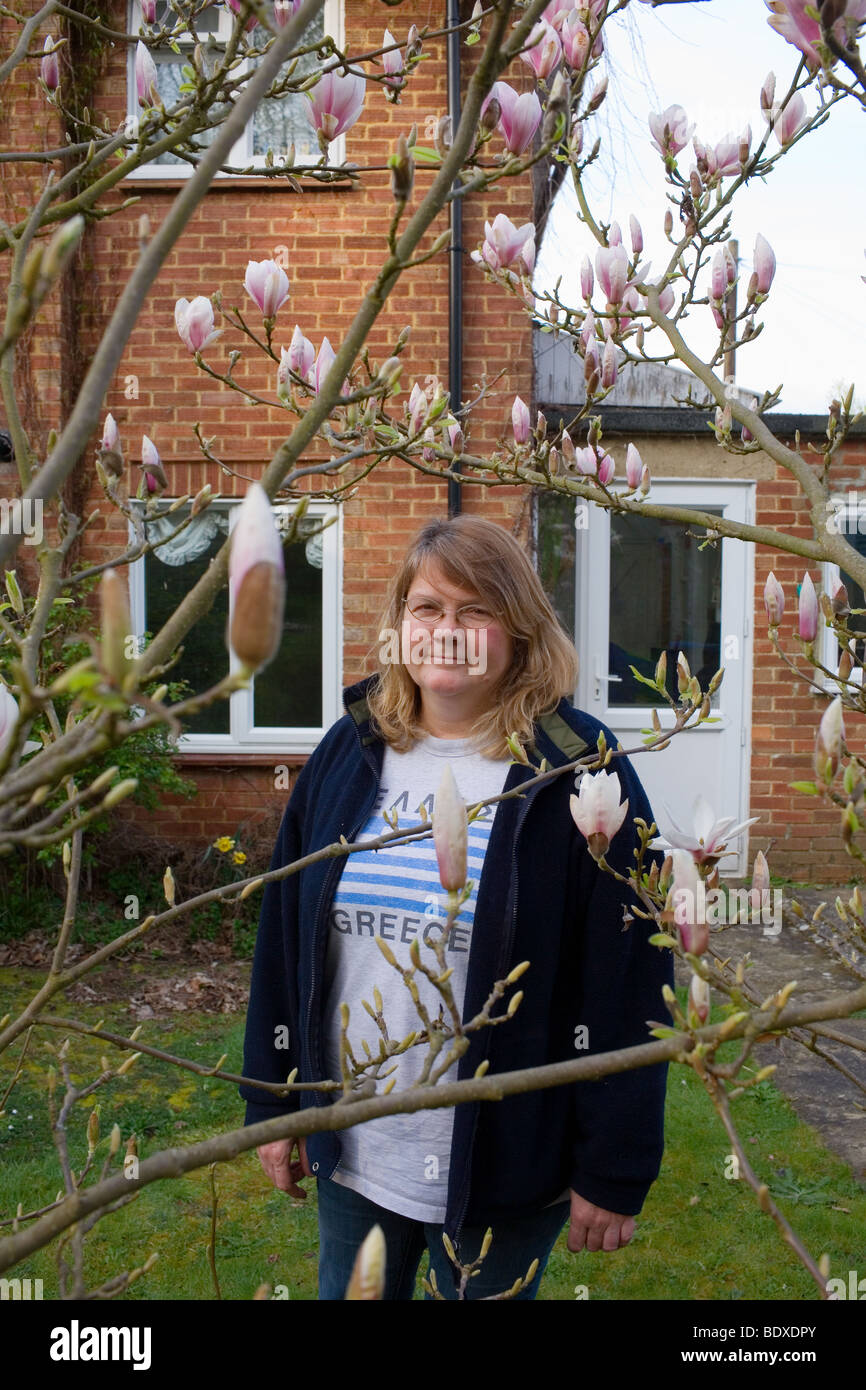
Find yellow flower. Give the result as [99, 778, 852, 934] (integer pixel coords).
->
[232, 851, 247, 865]
[214, 836, 235, 853]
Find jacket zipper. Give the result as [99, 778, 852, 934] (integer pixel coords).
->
[304, 762, 378, 1103]
[451, 771, 540, 1256]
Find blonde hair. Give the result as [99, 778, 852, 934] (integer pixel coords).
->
[364, 514, 580, 759]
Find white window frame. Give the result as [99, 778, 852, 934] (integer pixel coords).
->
[820, 496, 866, 695]
[125, 0, 345, 179]
[128, 496, 343, 754]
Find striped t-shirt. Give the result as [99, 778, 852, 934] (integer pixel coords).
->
[322, 731, 512, 1221]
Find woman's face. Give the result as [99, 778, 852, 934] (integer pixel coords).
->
[401, 560, 515, 712]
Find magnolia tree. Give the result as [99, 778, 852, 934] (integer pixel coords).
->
[1, 0, 866, 1301]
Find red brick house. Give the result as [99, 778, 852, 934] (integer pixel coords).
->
[1, 0, 862, 884]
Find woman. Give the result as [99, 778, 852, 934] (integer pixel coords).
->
[241, 513, 672, 1300]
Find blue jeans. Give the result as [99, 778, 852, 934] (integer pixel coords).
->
[316, 1175, 570, 1301]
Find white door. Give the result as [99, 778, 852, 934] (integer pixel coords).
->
[575, 480, 754, 876]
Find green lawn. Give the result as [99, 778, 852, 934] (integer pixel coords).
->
[1, 967, 863, 1301]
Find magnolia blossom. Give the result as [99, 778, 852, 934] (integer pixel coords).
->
[595, 243, 629, 305]
[753, 233, 776, 294]
[596, 450, 615, 486]
[408, 382, 428, 436]
[141, 0, 157, 21]
[520, 20, 562, 80]
[798, 572, 819, 641]
[763, 570, 784, 626]
[0, 683, 19, 758]
[135, 41, 159, 108]
[580, 256, 593, 301]
[569, 767, 631, 861]
[175, 296, 220, 354]
[475, 212, 535, 275]
[766, 0, 866, 69]
[648, 104, 694, 157]
[601, 337, 617, 389]
[305, 68, 365, 143]
[749, 849, 771, 917]
[228, 483, 285, 671]
[688, 972, 710, 1024]
[814, 696, 844, 783]
[561, 12, 591, 69]
[140, 435, 167, 494]
[227, 0, 258, 31]
[287, 324, 315, 381]
[626, 443, 643, 490]
[512, 395, 530, 445]
[433, 763, 468, 893]
[766, 91, 807, 146]
[102, 413, 119, 452]
[481, 82, 542, 156]
[658, 284, 675, 315]
[274, 0, 302, 27]
[657, 796, 760, 868]
[244, 260, 290, 318]
[382, 28, 404, 93]
[569, 769, 629, 861]
[41, 36, 60, 90]
[345, 1224, 386, 1301]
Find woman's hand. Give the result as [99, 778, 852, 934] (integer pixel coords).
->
[257, 1136, 311, 1198]
[567, 1191, 635, 1252]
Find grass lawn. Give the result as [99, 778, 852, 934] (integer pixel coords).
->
[1, 967, 863, 1301]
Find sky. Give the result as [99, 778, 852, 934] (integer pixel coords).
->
[535, 0, 866, 414]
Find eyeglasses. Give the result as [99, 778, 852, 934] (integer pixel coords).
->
[402, 596, 499, 629]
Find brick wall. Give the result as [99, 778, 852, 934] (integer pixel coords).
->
[74, 1, 534, 841]
[751, 436, 866, 882]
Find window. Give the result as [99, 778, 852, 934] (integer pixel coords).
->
[821, 501, 866, 694]
[126, 0, 345, 178]
[128, 497, 342, 753]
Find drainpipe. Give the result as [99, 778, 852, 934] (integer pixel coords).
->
[446, 0, 463, 517]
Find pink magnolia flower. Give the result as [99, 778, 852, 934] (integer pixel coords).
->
[580, 256, 594, 301]
[601, 337, 617, 389]
[713, 133, 741, 176]
[227, 0, 258, 33]
[481, 81, 542, 155]
[305, 68, 365, 143]
[764, 570, 784, 625]
[658, 284, 675, 315]
[408, 382, 427, 436]
[753, 233, 776, 294]
[382, 28, 404, 93]
[274, 0, 302, 27]
[626, 443, 643, 490]
[766, 91, 807, 146]
[629, 214, 643, 257]
[569, 769, 629, 861]
[244, 259, 290, 318]
[596, 449, 615, 485]
[512, 395, 530, 445]
[766, 0, 866, 69]
[580, 307, 596, 349]
[561, 12, 590, 68]
[287, 324, 315, 381]
[175, 296, 220, 353]
[798, 572, 818, 642]
[135, 41, 159, 108]
[542, 0, 573, 25]
[313, 336, 336, 394]
[749, 849, 771, 917]
[228, 482, 286, 672]
[140, 435, 168, 495]
[102, 413, 119, 452]
[433, 763, 468, 893]
[41, 36, 60, 90]
[814, 696, 844, 782]
[659, 797, 760, 868]
[477, 212, 536, 275]
[141, 0, 157, 21]
[688, 972, 710, 1023]
[595, 243, 629, 305]
[648, 104, 694, 157]
[520, 20, 562, 81]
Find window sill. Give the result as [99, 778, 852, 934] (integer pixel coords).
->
[119, 173, 355, 192]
